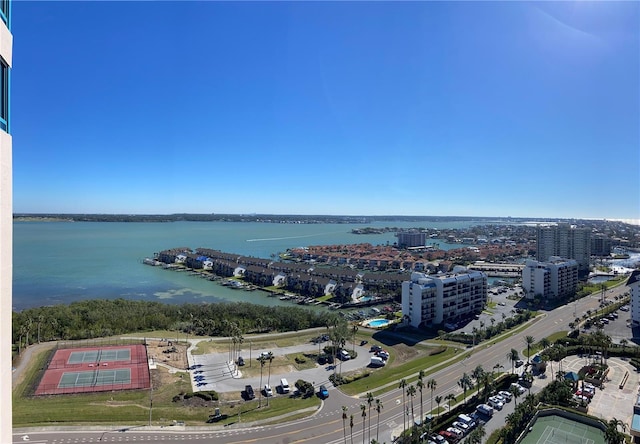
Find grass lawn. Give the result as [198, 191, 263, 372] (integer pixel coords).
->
[192, 330, 327, 355]
[522, 331, 568, 357]
[342, 345, 458, 396]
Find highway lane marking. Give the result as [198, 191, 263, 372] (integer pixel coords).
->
[228, 417, 343, 443]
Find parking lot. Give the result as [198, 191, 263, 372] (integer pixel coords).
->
[185, 338, 375, 395]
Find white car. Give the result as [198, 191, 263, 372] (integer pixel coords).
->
[510, 382, 527, 394]
[493, 393, 507, 403]
[498, 390, 513, 401]
[452, 421, 470, 433]
[264, 384, 273, 397]
[447, 427, 464, 438]
[488, 396, 504, 410]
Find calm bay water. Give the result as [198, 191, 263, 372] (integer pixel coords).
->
[13, 220, 480, 311]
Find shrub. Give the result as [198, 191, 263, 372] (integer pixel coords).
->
[194, 390, 219, 401]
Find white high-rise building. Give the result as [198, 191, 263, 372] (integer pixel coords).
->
[628, 270, 640, 327]
[536, 224, 591, 276]
[0, 0, 11, 439]
[522, 257, 578, 300]
[402, 268, 487, 328]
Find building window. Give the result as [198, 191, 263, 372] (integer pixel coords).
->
[0, 58, 7, 132]
[0, 0, 8, 28]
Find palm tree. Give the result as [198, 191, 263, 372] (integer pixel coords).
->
[435, 395, 442, 417]
[350, 414, 354, 444]
[620, 339, 628, 351]
[257, 355, 266, 407]
[375, 399, 383, 443]
[507, 348, 520, 373]
[445, 393, 456, 411]
[360, 404, 367, 444]
[525, 336, 535, 363]
[416, 377, 425, 422]
[407, 384, 417, 426]
[539, 337, 551, 353]
[399, 378, 407, 434]
[427, 378, 437, 417]
[266, 352, 274, 406]
[471, 365, 485, 396]
[352, 324, 359, 352]
[509, 384, 521, 407]
[458, 373, 473, 402]
[341, 406, 348, 444]
[339, 337, 347, 376]
[464, 423, 486, 444]
[366, 392, 374, 443]
[605, 418, 626, 444]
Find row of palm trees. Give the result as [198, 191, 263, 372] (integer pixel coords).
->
[341, 393, 384, 444]
[257, 351, 274, 407]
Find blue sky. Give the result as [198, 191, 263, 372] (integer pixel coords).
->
[12, 1, 640, 220]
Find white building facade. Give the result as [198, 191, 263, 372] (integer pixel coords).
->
[522, 257, 578, 300]
[0, 0, 11, 439]
[402, 268, 487, 328]
[628, 270, 640, 327]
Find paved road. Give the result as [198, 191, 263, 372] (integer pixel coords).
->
[13, 283, 631, 444]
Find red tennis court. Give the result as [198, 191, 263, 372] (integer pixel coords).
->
[35, 344, 150, 396]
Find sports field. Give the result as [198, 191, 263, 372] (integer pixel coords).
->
[520, 415, 605, 444]
[35, 344, 150, 395]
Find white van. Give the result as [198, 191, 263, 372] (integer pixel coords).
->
[370, 356, 385, 367]
[476, 404, 494, 417]
[280, 378, 290, 393]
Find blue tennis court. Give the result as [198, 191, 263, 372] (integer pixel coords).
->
[67, 348, 131, 364]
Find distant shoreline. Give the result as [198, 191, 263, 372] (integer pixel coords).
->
[11, 213, 605, 225]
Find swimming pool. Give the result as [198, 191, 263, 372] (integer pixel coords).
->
[367, 318, 390, 328]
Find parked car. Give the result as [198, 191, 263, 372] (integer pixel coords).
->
[431, 434, 449, 444]
[318, 385, 329, 399]
[510, 382, 527, 394]
[493, 393, 507, 403]
[575, 390, 593, 399]
[370, 345, 383, 352]
[447, 427, 464, 439]
[476, 404, 494, 417]
[515, 360, 524, 367]
[264, 384, 273, 397]
[439, 430, 458, 443]
[498, 390, 513, 401]
[452, 421, 470, 433]
[488, 396, 504, 410]
[360, 340, 368, 346]
[244, 385, 255, 400]
[457, 414, 476, 429]
[237, 356, 245, 366]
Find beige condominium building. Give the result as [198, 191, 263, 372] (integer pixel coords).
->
[402, 268, 487, 328]
[536, 223, 591, 276]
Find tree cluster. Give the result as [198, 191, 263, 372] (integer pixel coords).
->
[12, 298, 340, 349]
